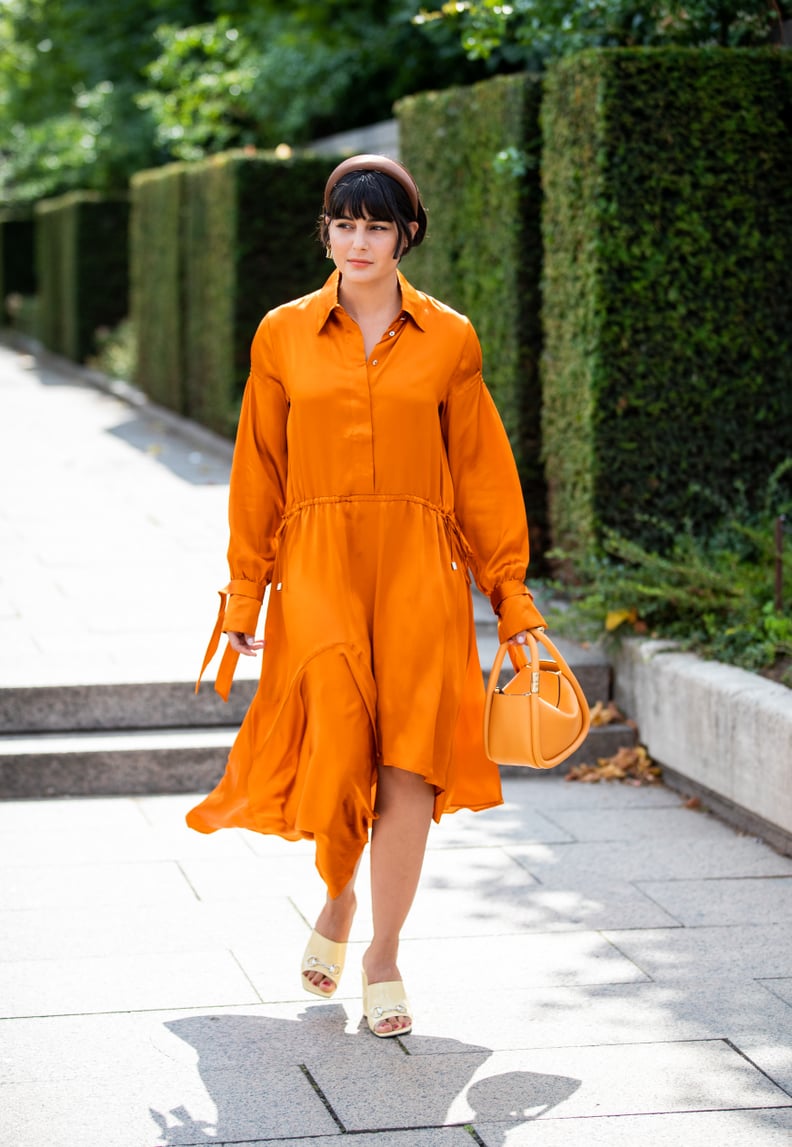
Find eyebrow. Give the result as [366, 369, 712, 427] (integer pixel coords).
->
[334, 211, 392, 223]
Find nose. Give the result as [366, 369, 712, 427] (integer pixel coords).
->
[351, 222, 368, 248]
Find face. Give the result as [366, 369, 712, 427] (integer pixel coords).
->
[326, 212, 418, 286]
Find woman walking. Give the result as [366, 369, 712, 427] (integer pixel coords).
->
[188, 154, 546, 1037]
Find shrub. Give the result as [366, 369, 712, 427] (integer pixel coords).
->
[130, 163, 186, 411]
[541, 48, 792, 559]
[548, 464, 792, 684]
[34, 191, 129, 362]
[397, 74, 547, 554]
[131, 150, 337, 435]
[0, 209, 36, 321]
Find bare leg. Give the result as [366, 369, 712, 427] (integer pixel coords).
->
[303, 862, 359, 993]
[363, 764, 434, 1033]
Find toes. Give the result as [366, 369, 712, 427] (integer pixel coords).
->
[373, 1015, 411, 1035]
[303, 970, 336, 993]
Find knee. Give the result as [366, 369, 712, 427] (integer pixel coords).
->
[375, 764, 434, 811]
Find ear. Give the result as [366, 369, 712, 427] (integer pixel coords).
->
[408, 221, 419, 241]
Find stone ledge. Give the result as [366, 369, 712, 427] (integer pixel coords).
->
[612, 639, 792, 854]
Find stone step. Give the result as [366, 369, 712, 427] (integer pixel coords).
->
[0, 680, 257, 736]
[0, 636, 611, 735]
[0, 722, 636, 799]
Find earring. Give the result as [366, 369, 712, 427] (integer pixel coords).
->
[325, 244, 333, 259]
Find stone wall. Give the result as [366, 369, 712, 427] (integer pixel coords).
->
[613, 640, 792, 855]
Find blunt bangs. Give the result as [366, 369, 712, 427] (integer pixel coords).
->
[320, 170, 426, 258]
[327, 171, 405, 225]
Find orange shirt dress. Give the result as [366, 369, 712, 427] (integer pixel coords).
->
[187, 270, 545, 897]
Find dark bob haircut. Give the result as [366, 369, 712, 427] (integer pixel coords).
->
[319, 170, 427, 260]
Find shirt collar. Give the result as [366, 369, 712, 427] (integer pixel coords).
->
[314, 269, 427, 333]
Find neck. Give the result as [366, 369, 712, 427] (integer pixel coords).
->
[338, 271, 401, 321]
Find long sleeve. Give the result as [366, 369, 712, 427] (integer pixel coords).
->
[196, 316, 289, 698]
[224, 317, 289, 634]
[442, 322, 545, 641]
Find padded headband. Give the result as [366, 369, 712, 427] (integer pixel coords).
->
[323, 154, 420, 217]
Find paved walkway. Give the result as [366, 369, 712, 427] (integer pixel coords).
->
[2, 341, 792, 1146]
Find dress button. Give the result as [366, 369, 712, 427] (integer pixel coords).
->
[372, 359, 378, 365]
[388, 330, 395, 337]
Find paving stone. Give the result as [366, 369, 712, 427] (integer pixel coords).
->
[636, 876, 792, 927]
[391, 932, 648, 995]
[178, 853, 322, 902]
[0, 821, 252, 866]
[500, 775, 679, 811]
[507, 834, 792, 883]
[309, 1040, 791, 1131]
[427, 803, 576, 848]
[0, 1002, 394, 1085]
[541, 805, 736, 843]
[0, 950, 262, 1019]
[3, 1063, 338, 1147]
[412, 849, 679, 934]
[0, 858, 196, 910]
[761, 978, 792, 1006]
[475, 1107, 792, 1146]
[402, 980, 792, 1058]
[0, 894, 307, 963]
[604, 923, 792, 981]
[0, 794, 148, 832]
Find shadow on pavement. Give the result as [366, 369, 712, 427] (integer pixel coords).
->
[154, 1010, 580, 1144]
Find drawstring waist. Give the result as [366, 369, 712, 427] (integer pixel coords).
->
[275, 494, 473, 564]
[198, 494, 474, 701]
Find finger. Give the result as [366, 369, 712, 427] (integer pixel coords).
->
[227, 633, 260, 655]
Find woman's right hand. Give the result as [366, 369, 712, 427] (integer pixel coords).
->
[226, 632, 265, 656]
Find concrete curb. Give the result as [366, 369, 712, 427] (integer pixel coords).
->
[613, 638, 792, 854]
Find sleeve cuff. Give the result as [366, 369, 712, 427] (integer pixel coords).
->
[495, 591, 547, 643]
[195, 580, 266, 701]
[223, 593, 262, 636]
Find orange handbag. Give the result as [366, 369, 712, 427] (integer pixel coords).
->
[483, 630, 591, 769]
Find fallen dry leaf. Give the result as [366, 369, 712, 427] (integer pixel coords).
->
[566, 744, 661, 786]
[589, 699, 626, 727]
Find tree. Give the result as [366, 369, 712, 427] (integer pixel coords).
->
[0, 0, 488, 204]
[138, 1, 490, 158]
[0, 0, 212, 202]
[414, 1, 790, 68]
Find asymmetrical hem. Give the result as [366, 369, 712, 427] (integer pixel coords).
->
[187, 270, 544, 896]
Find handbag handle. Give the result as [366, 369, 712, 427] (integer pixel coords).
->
[483, 628, 591, 767]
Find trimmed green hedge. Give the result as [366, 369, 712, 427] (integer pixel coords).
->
[130, 163, 186, 412]
[0, 209, 36, 320]
[34, 192, 129, 362]
[397, 73, 546, 553]
[541, 48, 792, 558]
[131, 151, 337, 435]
